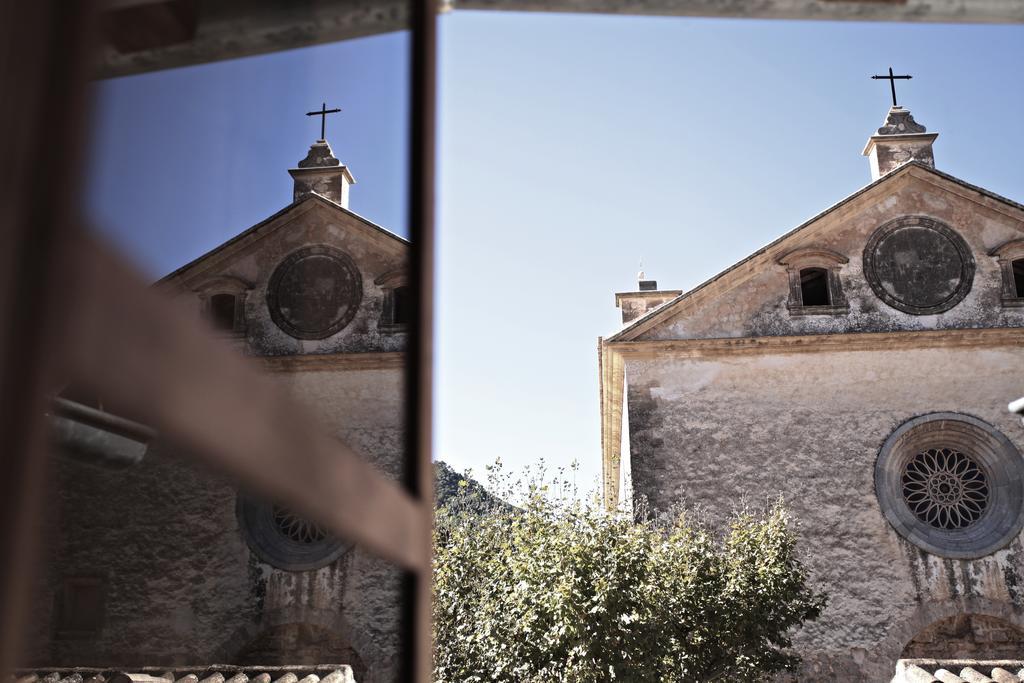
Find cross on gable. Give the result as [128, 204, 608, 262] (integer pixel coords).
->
[871, 67, 913, 108]
[306, 102, 342, 140]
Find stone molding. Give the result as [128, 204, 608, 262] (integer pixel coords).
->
[863, 215, 975, 316]
[259, 352, 404, 373]
[607, 327, 1023, 360]
[874, 412, 1024, 559]
[266, 245, 363, 340]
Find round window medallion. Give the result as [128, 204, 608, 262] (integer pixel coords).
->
[875, 413, 1024, 559]
[267, 245, 362, 339]
[863, 216, 974, 315]
[237, 496, 351, 571]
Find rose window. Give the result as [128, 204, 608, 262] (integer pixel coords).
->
[272, 505, 328, 544]
[901, 448, 989, 530]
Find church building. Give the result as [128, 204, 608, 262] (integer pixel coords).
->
[600, 94, 1024, 680]
[29, 123, 409, 683]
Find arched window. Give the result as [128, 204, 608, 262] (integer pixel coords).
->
[799, 267, 830, 306]
[392, 285, 412, 325]
[777, 248, 849, 315]
[374, 268, 410, 332]
[209, 293, 237, 332]
[1013, 258, 1024, 298]
[989, 240, 1024, 307]
[194, 275, 252, 336]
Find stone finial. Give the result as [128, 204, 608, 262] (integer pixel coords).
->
[862, 106, 938, 181]
[875, 107, 928, 135]
[288, 139, 355, 208]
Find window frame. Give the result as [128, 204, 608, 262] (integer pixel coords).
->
[990, 239, 1024, 308]
[777, 247, 850, 316]
[194, 275, 253, 337]
[375, 268, 411, 333]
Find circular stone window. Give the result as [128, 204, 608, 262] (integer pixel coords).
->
[267, 245, 362, 339]
[863, 215, 975, 315]
[875, 413, 1024, 559]
[237, 496, 352, 571]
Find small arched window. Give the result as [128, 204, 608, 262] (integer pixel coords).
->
[392, 286, 412, 326]
[1013, 259, 1024, 298]
[374, 268, 410, 333]
[989, 240, 1024, 307]
[777, 248, 849, 316]
[799, 268, 830, 306]
[194, 275, 252, 336]
[209, 293, 237, 332]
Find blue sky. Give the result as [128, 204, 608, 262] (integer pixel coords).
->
[88, 12, 1024, 492]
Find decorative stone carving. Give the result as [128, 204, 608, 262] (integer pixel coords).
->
[876, 107, 927, 136]
[297, 140, 341, 168]
[237, 496, 351, 571]
[267, 245, 362, 340]
[863, 215, 975, 315]
[875, 413, 1024, 559]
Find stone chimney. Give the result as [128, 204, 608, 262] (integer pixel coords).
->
[615, 270, 682, 325]
[862, 106, 938, 181]
[288, 139, 356, 208]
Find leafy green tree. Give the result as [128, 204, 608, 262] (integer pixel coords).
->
[433, 464, 825, 682]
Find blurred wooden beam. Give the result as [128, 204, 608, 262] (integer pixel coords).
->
[61, 231, 431, 572]
[96, 0, 412, 79]
[0, 0, 98, 673]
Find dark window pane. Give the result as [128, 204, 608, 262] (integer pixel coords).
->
[210, 293, 236, 331]
[1013, 259, 1024, 298]
[800, 268, 830, 306]
[392, 286, 412, 325]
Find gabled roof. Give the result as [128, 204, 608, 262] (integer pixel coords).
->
[157, 193, 408, 285]
[607, 161, 1024, 343]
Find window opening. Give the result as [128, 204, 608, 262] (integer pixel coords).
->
[210, 293, 237, 331]
[799, 268, 830, 306]
[1012, 259, 1024, 298]
[392, 285, 412, 326]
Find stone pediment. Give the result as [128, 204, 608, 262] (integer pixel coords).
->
[157, 194, 409, 356]
[608, 163, 1024, 344]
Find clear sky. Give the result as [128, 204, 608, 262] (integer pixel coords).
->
[87, 12, 1024, 492]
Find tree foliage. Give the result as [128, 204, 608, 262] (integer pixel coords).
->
[433, 464, 825, 682]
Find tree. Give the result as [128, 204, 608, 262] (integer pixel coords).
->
[433, 465, 825, 682]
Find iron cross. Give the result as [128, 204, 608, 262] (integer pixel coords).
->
[306, 102, 342, 140]
[871, 67, 912, 108]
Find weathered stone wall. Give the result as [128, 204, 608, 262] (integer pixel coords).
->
[31, 365, 406, 683]
[625, 345, 1024, 681]
[902, 614, 1024, 660]
[637, 170, 1024, 341]
[162, 198, 409, 357]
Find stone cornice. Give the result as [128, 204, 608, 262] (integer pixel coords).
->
[259, 351, 405, 372]
[606, 327, 1024, 359]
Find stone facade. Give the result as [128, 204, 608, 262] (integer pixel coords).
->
[601, 111, 1024, 680]
[31, 141, 409, 683]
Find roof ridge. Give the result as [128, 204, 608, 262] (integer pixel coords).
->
[156, 193, 407, 285]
